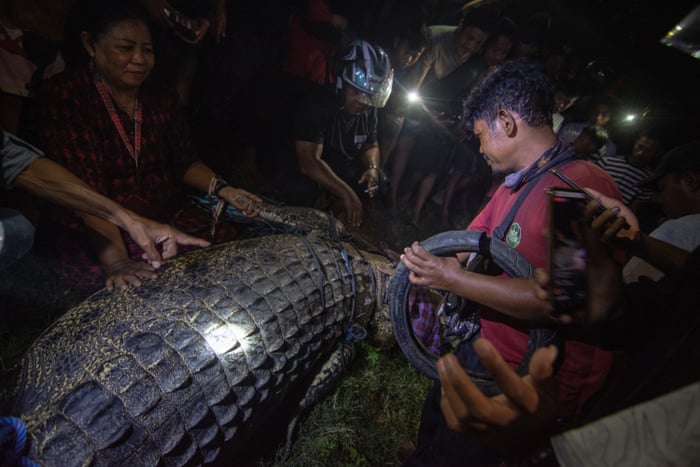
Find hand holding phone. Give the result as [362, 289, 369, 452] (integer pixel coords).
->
[547, 188, 589, 315]
[550, 168, 632, 231]
[163, 7, 199, 42]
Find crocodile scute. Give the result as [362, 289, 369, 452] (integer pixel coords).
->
[5, 229, 385, 467]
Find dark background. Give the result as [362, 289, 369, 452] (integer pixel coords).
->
[435, 0, 699, 103]
[204, 0, 700, 177]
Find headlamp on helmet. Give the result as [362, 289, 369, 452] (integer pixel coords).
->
[336, 40, 394, 108]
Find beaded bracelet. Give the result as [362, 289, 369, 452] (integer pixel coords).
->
[208, 175, 230, 197]
[207, 175, 229, 239]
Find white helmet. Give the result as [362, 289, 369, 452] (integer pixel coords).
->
[336, 40, 394, 108]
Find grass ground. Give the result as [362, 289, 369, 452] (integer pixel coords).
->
[261, 342, 432, 467]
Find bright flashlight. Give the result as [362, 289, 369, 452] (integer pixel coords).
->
[407, 91, 421, 103]
[624, 113, 637, 123]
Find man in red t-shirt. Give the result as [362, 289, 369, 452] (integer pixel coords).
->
[400, 59, 622, 466]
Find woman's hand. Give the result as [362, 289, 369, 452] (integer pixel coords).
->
[153, 1, 210, 44]
[140, 0, 170, 26]
[141, 0, 210, 43]
[176, 17, 210, 44]
[103, 257, 159, 292]
[219, 187, 263, 217]
[84, 215, 158, 292]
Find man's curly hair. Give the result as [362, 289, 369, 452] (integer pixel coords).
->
[463, 59, 554, 131]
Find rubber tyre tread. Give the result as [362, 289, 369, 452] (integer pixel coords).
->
[388, 230, 533, 379]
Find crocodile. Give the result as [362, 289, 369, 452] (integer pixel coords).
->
[2, 223, 393, 466]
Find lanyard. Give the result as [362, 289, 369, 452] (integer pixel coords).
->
[94, 76, 142, 167]
[505, 140, 569, 191]
[493, 141, 576, 240]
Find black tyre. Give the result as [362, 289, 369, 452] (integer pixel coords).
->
[388, 230, 559, 382]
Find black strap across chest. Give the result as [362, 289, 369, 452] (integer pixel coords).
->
[493, 143, 576, 240]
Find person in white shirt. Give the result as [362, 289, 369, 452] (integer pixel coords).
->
[623, 140, 700, 283]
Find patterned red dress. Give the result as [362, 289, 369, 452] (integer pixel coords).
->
[36, 65, 237, 291]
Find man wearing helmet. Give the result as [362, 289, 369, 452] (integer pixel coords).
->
[289, 39, 393, 228]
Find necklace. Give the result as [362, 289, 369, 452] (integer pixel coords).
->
[94, 75, 142, 167]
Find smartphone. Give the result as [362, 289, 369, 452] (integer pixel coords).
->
[550, 168, 629, 228]
[549, 168, 594, 201]
[163, 8, 198, 41]
[547, 188, 589, 315]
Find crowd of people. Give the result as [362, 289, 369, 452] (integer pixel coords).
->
[2, 0, 700, 465]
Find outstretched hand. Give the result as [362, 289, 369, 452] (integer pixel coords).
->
[438, 338, 559, 445]
[127, 215, 211, 268]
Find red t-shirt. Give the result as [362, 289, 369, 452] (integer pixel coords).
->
[469, 158, 622, 416]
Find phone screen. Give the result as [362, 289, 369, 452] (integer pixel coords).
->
[547, 188, 589, 315]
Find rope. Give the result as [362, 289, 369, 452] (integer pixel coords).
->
[345, 323, 367, 343]
[0, 417, 40, 467]
[297, 234, 327, 311]
[325, 211, 357, 329]
[344, 238, 378, 326]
